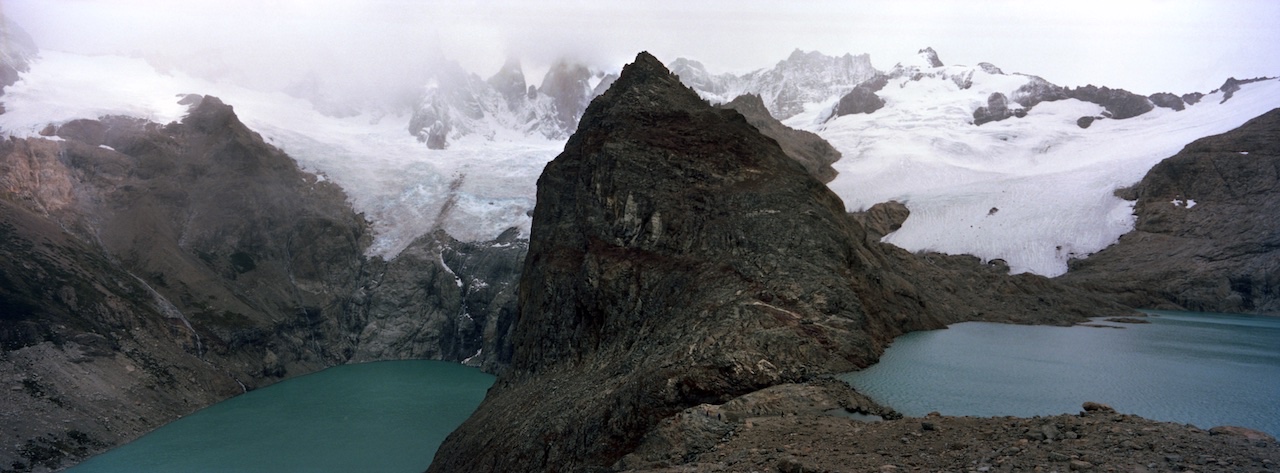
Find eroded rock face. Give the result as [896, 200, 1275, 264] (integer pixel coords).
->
[0, 96, 373, 469]
[1067, 85, 1154, 119]
[1064, 108, 1280, 314]
[718, 93, 842, 183]
[973, 92, 1014, 125]
[832, 82, 886, 117]
[918, 47, 944, 68]
[850, 200, 910, 241]
[429, 52, 1128, 473]
[1149, 92, 1186, 111]
[353, 229, 523, 372]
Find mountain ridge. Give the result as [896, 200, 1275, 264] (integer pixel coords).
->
[428, 51, 1130, 472]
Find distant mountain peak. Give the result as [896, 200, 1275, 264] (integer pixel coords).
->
[918, 47, 944, 67]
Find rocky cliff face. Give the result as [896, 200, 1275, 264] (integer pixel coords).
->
[0, 96, 524, 470]
[407, 58, 616, 149]
[429, 52, 1128, 473]
[717, 94, 842, 183]
[1063, 108, 1280, 314]
[671, 49, 878, 119]
[0, 96, 371, 470]
[352, 229, 523, 373]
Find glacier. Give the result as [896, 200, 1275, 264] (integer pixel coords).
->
[2, 49, 1278, 276]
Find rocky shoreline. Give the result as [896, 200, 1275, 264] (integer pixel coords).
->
[624, 382, 1279, 472]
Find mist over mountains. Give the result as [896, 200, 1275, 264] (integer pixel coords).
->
[3, 5, 1280, 470]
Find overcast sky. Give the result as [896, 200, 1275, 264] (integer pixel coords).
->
[4, 0, 1277, 107]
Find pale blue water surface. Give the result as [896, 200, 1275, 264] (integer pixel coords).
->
[839, 311, 1280, 436]
[69, 360, 493, 473]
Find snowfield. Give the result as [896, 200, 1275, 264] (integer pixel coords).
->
[788, 67, 1280, 276]
[3, 50, 1278, 275]
[0, 51, 563, 259]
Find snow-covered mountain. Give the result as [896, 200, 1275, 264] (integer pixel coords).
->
[670, 49, 879, 119]
[0, 16, 38, 102]
[2, 45, 1276, 277]
[781, 50, 1280, 276]
[407, 58, 616, 149]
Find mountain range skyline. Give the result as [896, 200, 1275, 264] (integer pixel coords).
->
[4, 0, 1277, 112]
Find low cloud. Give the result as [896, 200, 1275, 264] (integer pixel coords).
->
[4, 0, 1277, 113]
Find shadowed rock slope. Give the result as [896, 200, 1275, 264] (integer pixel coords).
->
[429, 52, 1127, 473]
[1063, 108, 1280, 314]
[0, 96, 523, 470]
[717, 94, 841, 183]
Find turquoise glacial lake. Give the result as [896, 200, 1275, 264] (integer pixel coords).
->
[840, 311, 1280, 437]
[69, 360, 493, 473]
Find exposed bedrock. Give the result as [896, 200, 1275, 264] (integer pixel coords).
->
[429, 52, 1128, 473]
[1064, 108, 1280, 314]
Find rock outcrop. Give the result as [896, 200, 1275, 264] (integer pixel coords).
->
[850, 200, 910, 241]
[918, 47, 944, 68]
[407, 58, 616, 149]
[828, 75, 888, 118]
[1149, 92, 1186, 111]
[973, 92, 1020, 125]
[1066, 84, 1154, 120]
[1063, 108, 1280, 314]
[1213, 77, 1276, 104]
[670, 49, 878, 119]
[352, 229, 523, 372]
[429, 52, 1129, 473]
[717, 93, 842, 182]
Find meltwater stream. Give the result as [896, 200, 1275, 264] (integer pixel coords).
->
[69, 361, 493, 473]
[840, 311, 1280, 437]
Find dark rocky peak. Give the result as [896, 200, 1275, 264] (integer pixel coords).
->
[977, 62, 1004, 75]
[829, 81, 886, 118]
[826, 74, 890, 120]
[973, 91, 1026, 125]
[1009, 74, 1066, 108]
[918, 47, 944, 67]
[1066, 84, 1153, 120]
[486, 57, 527, 107]
[568, 51, 712, 139]
[1149, 92, 1186, 111]
[430, 51, 1127, 473]
[182, 95, 251, 135]
[1212, 76, 1276, 104]
[433, 51, 874, 470]
[719, 93, 842, 182]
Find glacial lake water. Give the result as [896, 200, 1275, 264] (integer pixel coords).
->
[68, 360, 494, 473]
[839, 311, 1280, 437]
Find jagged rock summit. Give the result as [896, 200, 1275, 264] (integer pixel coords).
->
[430, 50, 899, 472]
[429, 51, 1126, 472]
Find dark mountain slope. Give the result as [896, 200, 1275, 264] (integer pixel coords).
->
[0, 96, 524, 470]
[718, 93, 842, 183]
[429, 52, 1126, 473]
[1063, 108, 1280, 314]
